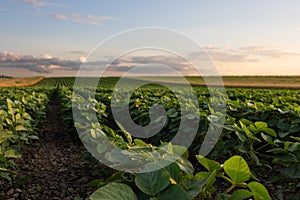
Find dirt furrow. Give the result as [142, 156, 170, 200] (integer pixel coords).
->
[4, 92, 99, 200]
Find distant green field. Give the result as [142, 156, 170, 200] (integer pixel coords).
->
[34, 76, 300, 89]
[133, 76, 300, 88]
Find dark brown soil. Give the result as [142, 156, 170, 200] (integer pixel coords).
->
[3, 93, 101, 200]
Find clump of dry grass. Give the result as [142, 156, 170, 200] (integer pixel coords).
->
[0, 77, 44, 87]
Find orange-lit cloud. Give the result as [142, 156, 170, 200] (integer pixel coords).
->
[0, 51, 81, 73]
[1, 45, 300, 76]
[79, 56, 87, 63]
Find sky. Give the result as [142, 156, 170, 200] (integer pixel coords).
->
[0, 0, 300, 77]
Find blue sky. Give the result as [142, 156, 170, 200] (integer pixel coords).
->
[0, 0, 300, 76]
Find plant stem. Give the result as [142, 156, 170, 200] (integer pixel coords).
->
[236, 182, 248, 188]
[224, 184, 236, 194]
[256, 143, 270, 151]
[220, 175, 234, 185]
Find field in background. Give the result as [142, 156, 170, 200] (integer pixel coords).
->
[134, 76, 300, 89]
[0, 76, 44, 87]
[1, 76, 300, 89]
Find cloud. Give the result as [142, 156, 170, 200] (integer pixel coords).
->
[205, 47, 258, 63]
[97, 55, 204, 75]
[108, 55, 188, 71]
[47, 64, 62, 69]
[42, 54, 52, 59]
[239, 45, 300, 58]
[0, 8, 7, 12]
[0, 51, 83, 73]
[79, 56, 87, 63]
[189, 45, 300, 63]
[69, 51, 85, 54]
[19, 0, 52, 7]
[48, 13, 114, 25]
[12, 49, 254, 75]
[2, 45, 299, 76]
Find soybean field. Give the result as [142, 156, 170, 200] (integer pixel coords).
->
[0, 77, 300, 200]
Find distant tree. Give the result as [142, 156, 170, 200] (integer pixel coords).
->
[0, 75, 13, 78]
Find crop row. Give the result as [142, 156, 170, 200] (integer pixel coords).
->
[0, 87, 52, 189]
[64, 84, 300, 199]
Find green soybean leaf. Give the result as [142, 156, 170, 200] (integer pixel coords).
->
[196, 155, 221, 172]
[216, 193, 231, 200]
[116, 121, 132, 144]
[205, 170, 216, 190]
[0, 167, 10, 172]
[223, 156, 250, 184]
[134, 139, 149, 147]
[290, 136, 300, 142]
[165, 162, 180, 183]
[182, 176, 207, 199]
[89, 182, 138, 200]
[208, 103, 215, 114]
[261, 133, 274, 145]
[266, 148, 288, 154]
[239, 118, 253, 126]
[255, 121, 268, 129]
[285, 142, 300, 152]
[175, 156, 194, 175]
[15, 125, 28, 131]
[4, 149, 21, 158]
[157, 184, 190, 200]
[27, 135, 39, 140]
[272, 153, 297, 164]
[248, 181, 271, 200]
[289, 126, 300, 133]
[261, 128, 277, 137]
[249, 151, 261, 166]
[282, 166, 300, 178]
[172, 145, 189, 159]
[277, 121, 289, 131]
[230, 189, 252, 200]
[279, 131, 291, 138]
[235, 130, 247, 142]
[292, 119, 300, 124]
[0, 171, 11, 181]
[135, 165, 170, 196]
[195, 171, 210, 179]
[97, 143, 109, 154]
[167, 143, 173, 154]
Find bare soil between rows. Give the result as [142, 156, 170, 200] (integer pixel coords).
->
[3, 92, 100, 200]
